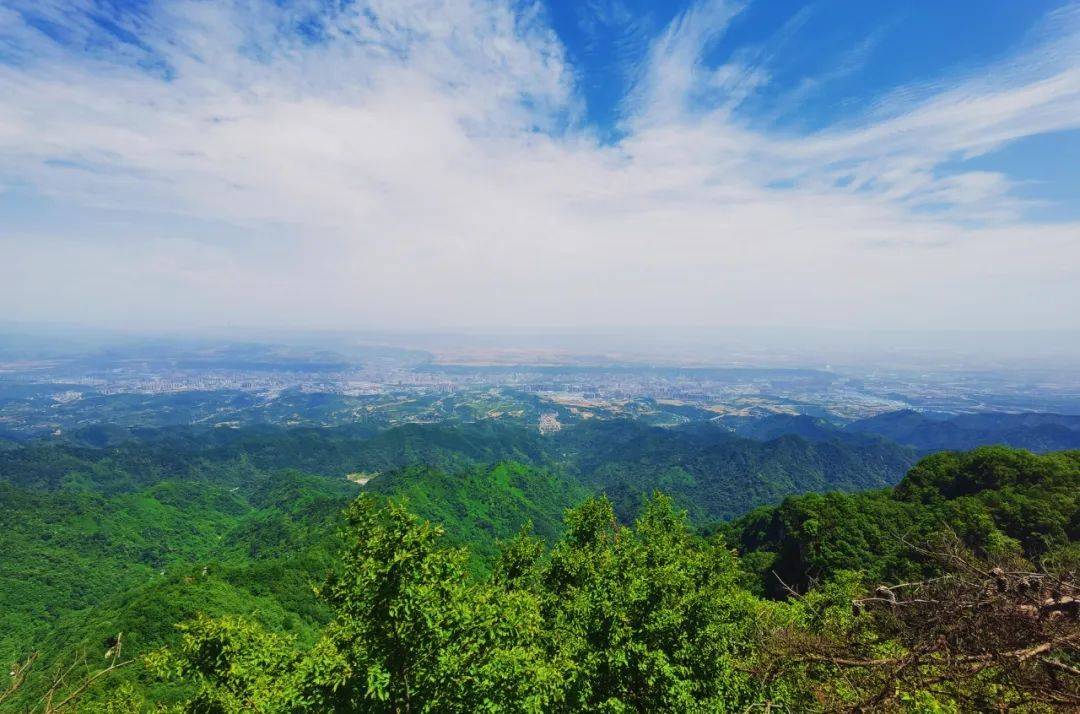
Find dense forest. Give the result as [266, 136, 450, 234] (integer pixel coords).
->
[1, 421, 1077, 711]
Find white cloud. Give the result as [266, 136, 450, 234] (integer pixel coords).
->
[0, 0, 1078, 333]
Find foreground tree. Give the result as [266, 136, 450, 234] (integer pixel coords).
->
[763, 535, 1079, 711]
[137, 494, 1078, 712]
[149, 497, 562, 711]
[148, 494, 809, 712]
[1, 633, 133, 713]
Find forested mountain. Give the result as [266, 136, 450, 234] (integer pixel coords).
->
[728, 413, 869, 444]
[365, 461, 589, 566]
[5, 448, 1074, 712]
[846, 409, 1080, 453]
[727, 446, 1080, 597]
[723, 409, 1080, 454]
[7, 417, 918, 516]
[551, 420, 914, 521]
[0, 468, 354, 668]
[1, 422, 1076, 711]
[0, 419, 913, 658]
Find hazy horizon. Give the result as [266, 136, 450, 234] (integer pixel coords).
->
[5, 320, 1080, 373]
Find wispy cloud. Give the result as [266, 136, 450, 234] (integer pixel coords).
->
[0, 0, 1078, 332]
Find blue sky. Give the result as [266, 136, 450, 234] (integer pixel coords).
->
[552, 2, 1065, 136]
[0, 0, 1078, 332]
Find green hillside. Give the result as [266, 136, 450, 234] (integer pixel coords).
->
[11, 475, 1072, 712]
[555, 420, 915, 521]
[727, 446, 1080, 596]
[1, 427, 1074, 711]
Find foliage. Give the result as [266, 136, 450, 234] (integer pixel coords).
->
[553, 420, 915, 522]
[366, 460, 589, 567]
[762, 541, 1080, 711]
[728, 446, 1080, 595]
[0, 419, 913, 671]
[148, 491, 1080, 712]
[149, 494, 804, 712]
[1, 427, 1076, 711]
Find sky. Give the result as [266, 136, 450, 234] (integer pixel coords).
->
[1, 0, 1079, 336]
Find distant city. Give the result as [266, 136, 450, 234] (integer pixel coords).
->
[2, 327, 1078, 440]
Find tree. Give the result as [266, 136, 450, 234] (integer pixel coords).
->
[763, 535, 1080, 711]
[1, 633, 133, 713]
[150, 495, 563, 712]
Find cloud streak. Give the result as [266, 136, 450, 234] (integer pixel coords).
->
[0, 0, 1078, 333]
